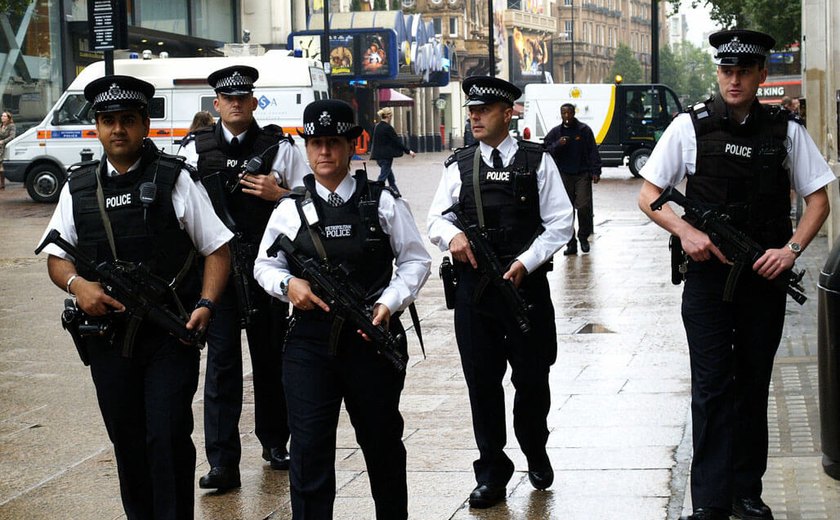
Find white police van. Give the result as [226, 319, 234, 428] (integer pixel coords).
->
[3, 50, 328, 202]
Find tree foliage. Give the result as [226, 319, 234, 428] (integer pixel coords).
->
[0, 0, 32, 17]
[660, 42, 717, 104]
[609, 44, 644, 83]
[669, 0, 800, 48]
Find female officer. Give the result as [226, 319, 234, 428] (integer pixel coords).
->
[254, 99, 431, 519]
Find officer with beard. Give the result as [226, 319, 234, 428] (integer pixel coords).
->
[40, 75, 231, 518]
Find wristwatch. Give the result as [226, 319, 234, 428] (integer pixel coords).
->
[194, 298, 216, 318]
[787, 242, 802, 257]
[279, 274, 293, 296]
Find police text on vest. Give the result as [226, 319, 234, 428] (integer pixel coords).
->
[724, 144, 752, 158]
[485, 171, 510, 182]
[106, 193, 132, 209]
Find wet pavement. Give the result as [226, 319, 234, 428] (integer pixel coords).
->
[1, 152, 839, 519]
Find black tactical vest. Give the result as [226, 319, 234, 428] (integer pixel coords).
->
[451, 142, 543, 261]
[689, 96, 792, 248]
[290, 171, 395, 306]
[194, 121, 288, 245]
[69, 140, 200, 301]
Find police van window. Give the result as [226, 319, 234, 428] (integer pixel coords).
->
[200, 96, 220, 116]
[149, 97, 165, 119]
[54, 94, 94, 125]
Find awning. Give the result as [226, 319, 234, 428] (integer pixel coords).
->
[379, 88, 414, 107]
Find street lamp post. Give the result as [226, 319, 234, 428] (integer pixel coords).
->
[570, 0, 575, 83]
[488, 0, 495, 77]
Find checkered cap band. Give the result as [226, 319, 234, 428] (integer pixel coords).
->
[93, 83, 148, 107]
[469, 84, 517, 104]
[716, 38, 768, 57]
[214, 71, 254, 91]
[301, 113, 355, 135]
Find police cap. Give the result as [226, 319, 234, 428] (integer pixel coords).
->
[207, 65, 259, 95]
[709, 29, 776, 67]
[462, 76, 522, 107]
[84, 75, 155, 114]
[298, 99, 363, 140]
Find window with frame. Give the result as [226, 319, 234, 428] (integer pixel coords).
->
[449, 17, 458, 37]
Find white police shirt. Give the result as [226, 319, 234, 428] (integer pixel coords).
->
[39, 157, 232, 259]
[178, 122, 310, 189]
[426, 135, 574, 274]
[640, 113, 835, 197]
[254, 173, 432, 314]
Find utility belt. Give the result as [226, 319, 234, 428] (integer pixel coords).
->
[61, 299, 111, 365]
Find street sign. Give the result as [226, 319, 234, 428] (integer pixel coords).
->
[87, 0, 128, 51]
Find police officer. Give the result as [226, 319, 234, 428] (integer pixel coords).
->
[178, 65, 309, 489]
[39, 75, 232, 518]
[253, 99, 431, 519]
[427, 76, 574, 508]
[638, 30, 833, 520]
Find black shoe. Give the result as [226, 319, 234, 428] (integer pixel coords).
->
[199, 466, 241, 490]
[262, 446, 290, 470]
[580, 239, 590, 253]
[732, 497, 773, 519]
[528, 468, 554, 490]
[563, 245, 577, 256]
[468, 483, 506, 509]
[680, 507, 730, 520]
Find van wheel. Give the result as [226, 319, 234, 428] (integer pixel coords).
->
[628, 148, 650, 178]
[26, 164, 65, 203]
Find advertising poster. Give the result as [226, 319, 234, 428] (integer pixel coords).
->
[330, 34, 355, 76]
[360, 32, 390, 77]
[509, 28, 551, 88]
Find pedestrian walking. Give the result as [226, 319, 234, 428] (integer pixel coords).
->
[369, 107, 415, 193]
[427, 76, 574, 509]
[0, 111, 16, 189]
[253, 99, 431, 519]
[544, 103, 601, 255]
[178, 65, 310, 490]
[638, 30, 834, 520]
[38, 75, 232, 519]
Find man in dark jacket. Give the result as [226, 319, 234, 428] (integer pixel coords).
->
[544, 103, 602, 255]
[370, 107, 415, 193]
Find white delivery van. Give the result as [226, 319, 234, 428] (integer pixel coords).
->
[4, 50, 329, 202]
[521, 81, 682, 176]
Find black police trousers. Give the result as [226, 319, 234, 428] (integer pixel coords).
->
[453, 264, 557, 485]
[88, 329, 200, 520]
[282, 314, 408, 520]
[203, 282, 289, 468]
[682, 261, 786, 510]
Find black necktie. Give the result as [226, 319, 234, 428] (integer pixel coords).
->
[230, 136, 239, 147]
[327, 192, 344, 207]
[491, 148, 503, 169]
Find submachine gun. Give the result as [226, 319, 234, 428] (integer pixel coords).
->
[442, 202, 533, 334]
[266, 234, 407, 372]
[35, 229, 206, 363]
[650, 186, 807, 305]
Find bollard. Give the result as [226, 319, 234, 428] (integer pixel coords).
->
[80, 148, 94, 161]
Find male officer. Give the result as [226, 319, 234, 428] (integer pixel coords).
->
[638, 30, 833, 520]
[40, 75, 231, 518]
[179, 65, 309, 489]
[544, 103, 602, 255]
[427, 76, 573, 508]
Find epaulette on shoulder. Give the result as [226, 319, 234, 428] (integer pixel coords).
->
[517, 140, 546, 153]
[446, 143, 477, 167]
[275, 185, 307, 208]
[180, 132, 197, 148]
[788, 111, 805, 126]
[382, 185, 401, 199]
[688, 98, 712, 120]
[67, 159, 98, 176]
